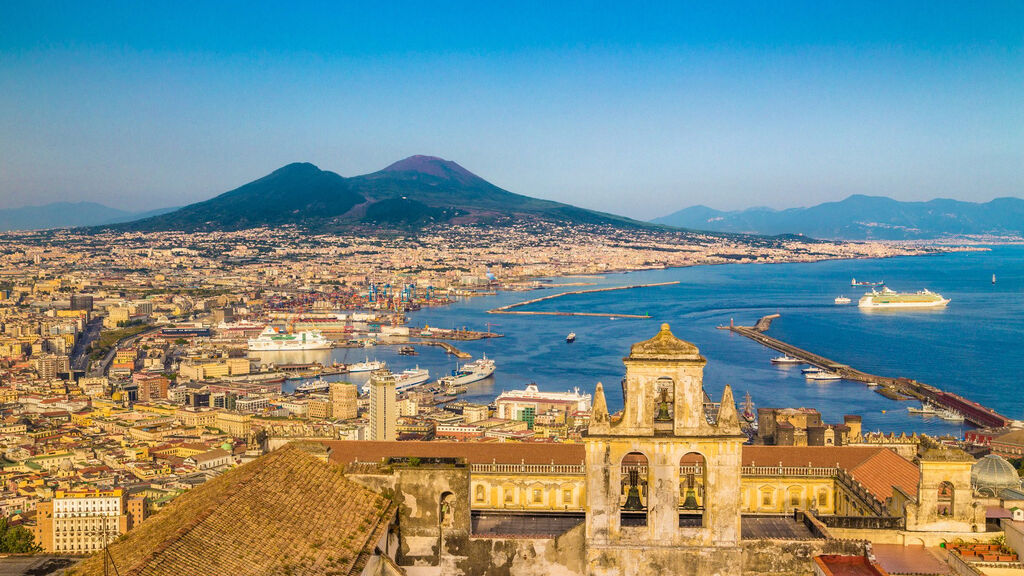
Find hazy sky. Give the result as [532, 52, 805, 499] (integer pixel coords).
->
[1, 2, 1021, 219]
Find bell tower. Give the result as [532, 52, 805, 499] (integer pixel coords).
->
[585, 324, 744, 575]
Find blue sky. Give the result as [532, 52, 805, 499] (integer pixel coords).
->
[1, 1, 1021, 218]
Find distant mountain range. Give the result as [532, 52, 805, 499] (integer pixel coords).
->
[653, 195, 1024, 240]
[109, 156, 648, 233]
[0, 202, 176, 232]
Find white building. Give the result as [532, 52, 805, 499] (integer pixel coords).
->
[369, 370, 397, 441]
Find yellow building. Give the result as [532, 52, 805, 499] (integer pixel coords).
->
[216, 411, 251, 438]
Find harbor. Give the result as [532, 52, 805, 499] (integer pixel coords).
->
[721, 314, 1012, 429]
[487, 281, 681, 318]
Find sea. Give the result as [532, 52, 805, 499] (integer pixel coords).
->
[259, 245, 1024, 438]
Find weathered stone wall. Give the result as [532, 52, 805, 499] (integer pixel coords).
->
[741, 539, 867, 576]
[586, 545, 743, 576]
[455, 524, 586, 576]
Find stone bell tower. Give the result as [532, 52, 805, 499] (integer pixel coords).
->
[585, 324, 744, 576]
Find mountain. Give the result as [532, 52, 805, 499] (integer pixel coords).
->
[111, 156, 649, 232]
[653, 195, 1024, 240]
[0, 202, 177, 232]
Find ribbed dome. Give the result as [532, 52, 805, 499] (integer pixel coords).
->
[971, 455, 1021, 496]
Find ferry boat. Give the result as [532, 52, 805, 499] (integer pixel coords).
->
[247, 327, 332, 351]
[295, 378, 330, 393]
[566, 332, 576, 343]
[858, 287, 950, 309]
[361, 367, 430, 393]
[348, 358, 386, 373]
[770, 355, 802, 365]
[438, 355, 496, 387]
[834, 296, 851, 305]
[395, 367, 430, 389]
[805, 370, 841, 381]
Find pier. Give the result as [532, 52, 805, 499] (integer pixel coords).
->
[420, 341, 472, 359]
[488, 281, 680, 319]
[721, 315, 1012, 429]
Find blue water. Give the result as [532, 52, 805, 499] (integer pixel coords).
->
[394, 245, 1024, 438]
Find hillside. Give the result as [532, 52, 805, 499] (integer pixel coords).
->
[109, 155, 652, 232]
[0, 202, 175, 232]
[653, 195, 1024, 240]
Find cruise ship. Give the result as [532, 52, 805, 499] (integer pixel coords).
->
[247, 327, 333, 351]
[858, 287, 950, 309]
[438, 355, 496, 387]
[295, 378, 330, 393]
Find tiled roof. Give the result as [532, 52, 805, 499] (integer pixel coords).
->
[324, 440, 587, 466]
[743, 446, 919, 500]
[68, 445, 395, 576]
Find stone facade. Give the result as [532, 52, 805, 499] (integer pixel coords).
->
[584, 324, 746, 575]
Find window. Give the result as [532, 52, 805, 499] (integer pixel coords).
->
[818, 491, 828, 506]
[532, 489, 543, 504]
[761, 490, 773, 506]
[474, 485, 485, 502]
[563, 489, 573, 504]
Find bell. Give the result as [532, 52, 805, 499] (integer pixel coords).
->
[682, 488, 699, 510]
[624, 486, 644, 511]
[655, 400, 672, 421]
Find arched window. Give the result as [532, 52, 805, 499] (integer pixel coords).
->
[680, 452, 708, 527]
[620, 452, 649, 526]
[439, 491, 456, 528]
[937, 481, 954, 517]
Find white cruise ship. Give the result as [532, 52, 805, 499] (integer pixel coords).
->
[438, 355, 496, 387]
[494, 383, 592, 419]
[247, 327, 332, 351]
[858, 287, 950, 309]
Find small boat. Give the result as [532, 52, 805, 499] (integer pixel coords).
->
[992, 274, 996, 284]
[770, 355, 802, 365]
[801, 366, 823, 374]
[566, 332, 576, 343]
[834, 296, 851, 305]
[398, 346, 417, 356]
[907, 403, 937, 415]
[805, 371, 841, 380]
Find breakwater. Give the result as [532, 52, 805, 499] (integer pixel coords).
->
[721, 315, 1011, 429]
[488, 281, 680, 318]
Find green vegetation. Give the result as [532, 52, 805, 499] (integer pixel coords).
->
[90, 323, 154, 360]
[0, 519, 41, 553]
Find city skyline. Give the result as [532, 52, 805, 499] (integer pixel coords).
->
[1, 2, 1022, 218]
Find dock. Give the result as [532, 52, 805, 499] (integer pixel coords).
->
[488, 281, 680, 319]
[420, 341, 472, 359]
[721, 315, 1012, 429]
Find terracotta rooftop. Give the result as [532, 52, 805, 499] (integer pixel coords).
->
[68, 445, 395, 576]
[324, 440, 587, 466]
[813, 555, 890, 576]
[743, 446, 920, 501]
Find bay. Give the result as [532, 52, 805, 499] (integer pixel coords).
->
[401, 245, 1024, 438]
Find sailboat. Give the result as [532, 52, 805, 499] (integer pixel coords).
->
[992, 274, 997, 284]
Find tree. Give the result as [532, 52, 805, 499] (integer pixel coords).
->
[0, 518, 41, 553]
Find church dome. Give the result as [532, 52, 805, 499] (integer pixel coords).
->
[971, 454, 1021, 496]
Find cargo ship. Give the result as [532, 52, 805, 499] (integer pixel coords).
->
[247, 327, 332, 351]
[858, 287, 950, 309]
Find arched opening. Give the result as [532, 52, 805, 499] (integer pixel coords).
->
[654, 377, 675, 431]
[937, 481, 954, 517]
[439, 491, 456, 528]
[679, 452, 707, 527]
[620, 452, 649, 526]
